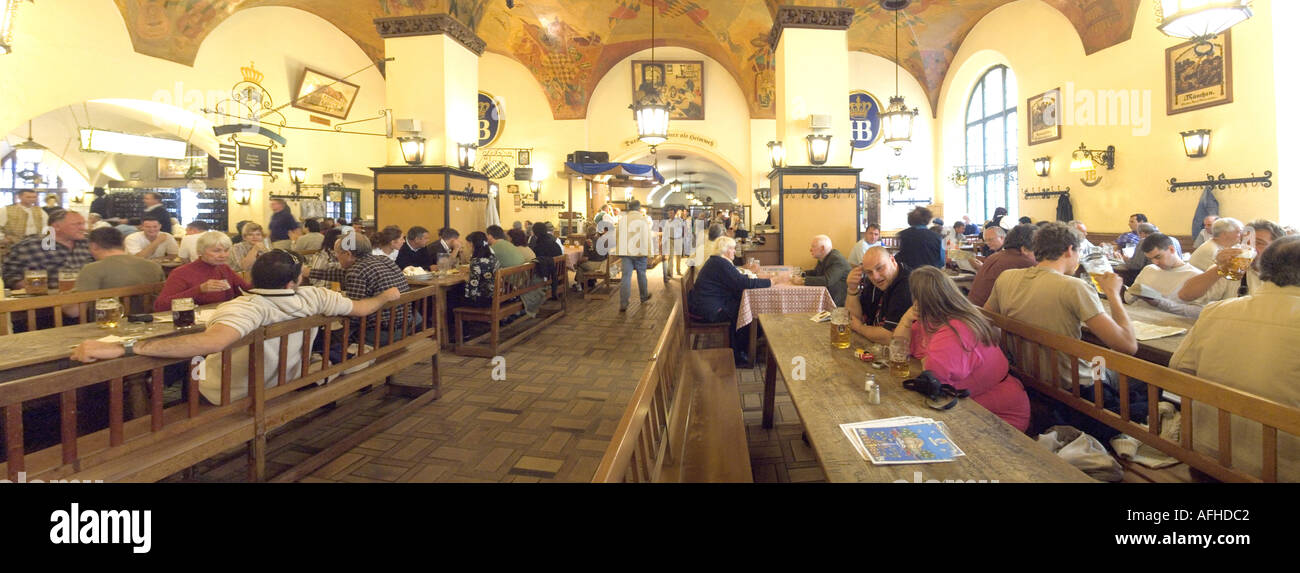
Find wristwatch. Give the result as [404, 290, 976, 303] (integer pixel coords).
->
[122, 338, 139, 357]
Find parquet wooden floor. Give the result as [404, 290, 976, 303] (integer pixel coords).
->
[172, 267, 828, 483]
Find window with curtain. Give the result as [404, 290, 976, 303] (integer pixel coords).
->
[964, 65, 1018, 223]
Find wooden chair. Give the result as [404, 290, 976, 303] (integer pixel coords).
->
[592, 299, 750, 482]
[0, 286, 440, 482]
[1, 282, 164, 336]
[582, 255, 619, 301]
[680, 266, 732, 349]
[985, 309, 1300, 483]
[452, 259, 567, 357]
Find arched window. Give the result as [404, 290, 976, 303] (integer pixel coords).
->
[1, 151, 64, 206]
[965, 65, 1017, 222]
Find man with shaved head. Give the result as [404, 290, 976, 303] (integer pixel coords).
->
[845, 246, 913, 344]
[794, 234, 852, 305]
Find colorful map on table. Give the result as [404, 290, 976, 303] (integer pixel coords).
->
[852, 422, 964, 465]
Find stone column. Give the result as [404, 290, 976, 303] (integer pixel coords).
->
[770, 6, 853, 167]
[375, 14, 486, 167]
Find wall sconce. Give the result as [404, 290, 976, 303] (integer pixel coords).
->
[288, 166, 306, 194]
[806, 133, 832, 166]
[1033, 157, 1051, 177]
[1181, 129, 1211, 158]
[72, 190, 86, 204]
[457, 142, 478, 170]
[232, 188, 253, 205]
[767, 140, 785, 169]
[1069, 142, 1115, 172]
[398, 136, 426, 166]
[529, 179, 541, 201]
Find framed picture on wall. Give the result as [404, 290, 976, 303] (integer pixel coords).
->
[1166, 31, 1233, 115]
[158, 157, 207, 180]
[1026, 88, 1062, 146]
[631, 60, 704, 120]
[293, 68, 360, 120]
[507, 184, 519, 194]
[517, 150, 531, 166]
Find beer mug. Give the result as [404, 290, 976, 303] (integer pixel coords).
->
[58, 269, 79, 292]
[1081, 248, 1113, 296]
[1224, 247, 1256, 281]
[171, 297, 197, 329]
[830, 307, 851, 349]
[1225, 227, 1257, 282]
[95, 297, 123, 329]
[437, 253, 452, 273]
[25, 269, 49, 295]
[889, 338, 911, 379]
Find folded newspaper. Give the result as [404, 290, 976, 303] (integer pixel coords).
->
[839, 416, 966, 464]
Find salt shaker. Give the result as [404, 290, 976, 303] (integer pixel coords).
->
[864, 374, 880, 405]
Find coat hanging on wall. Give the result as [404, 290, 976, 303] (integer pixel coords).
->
[1055, 192, 1073, 222]
[1192, 187, 1220, 238]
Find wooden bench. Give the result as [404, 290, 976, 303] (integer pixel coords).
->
[592, 299, 750, 482]
[0, 286, 440, 482]
[680, 265, 731, 349]
[452, 257, 568, 357]
[985, 309, 1300, 482]
[1, 282, 165, 335]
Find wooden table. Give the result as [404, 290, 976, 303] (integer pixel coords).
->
[758, 312, 1092, 483]
[1089, 303, 1193, 366]
[0, 310, 209, 382]
[408, 271, 468, 349]
[736, 278, 835, 368]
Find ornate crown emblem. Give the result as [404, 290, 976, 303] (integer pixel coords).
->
[478, 100, 490, 117]
[849, 98, 871, 119]
[241, 61, 264, 86]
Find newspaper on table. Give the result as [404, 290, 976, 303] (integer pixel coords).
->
[839, 416, 966, 465]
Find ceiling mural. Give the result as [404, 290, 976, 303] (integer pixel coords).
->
[112, 0, 1140, 120]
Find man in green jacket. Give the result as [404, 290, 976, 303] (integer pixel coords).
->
[796, 235, 852, 306]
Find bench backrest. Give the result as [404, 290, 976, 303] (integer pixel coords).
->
[0, 282, 165, 335]
[489, 256, 569, 311]
[592, 300, 686, 483]
[983, 309, 1300, 482]
[0, 285, 438, 481]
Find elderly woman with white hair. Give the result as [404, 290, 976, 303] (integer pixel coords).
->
[1188, 217, 1245, 271]
[688, 236, 772, 365]
[154, 230, 251, 311]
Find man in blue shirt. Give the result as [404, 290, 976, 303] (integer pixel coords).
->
[1115, 213, 1147, 251]
[895, 207, 945, 270]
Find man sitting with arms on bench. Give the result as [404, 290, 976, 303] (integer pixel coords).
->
[310, 232, 414, 347]
[70, 251, 401, 403]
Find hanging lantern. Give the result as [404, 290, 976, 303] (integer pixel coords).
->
[881, 96, 918, 156]
[634, 102, 670, 147]
[1156, 0, 1253, 43]
[13, 120, 45, 166]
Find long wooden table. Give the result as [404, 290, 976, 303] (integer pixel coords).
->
[758, 312, 1091, 483]
[408, 271, 467, 349]
[1088, 302, 1194, 366]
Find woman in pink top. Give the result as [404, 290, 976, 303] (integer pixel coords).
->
[895, 266, 1030, 431]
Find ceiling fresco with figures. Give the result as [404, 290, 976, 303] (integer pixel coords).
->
[113, 0, 1140, 120]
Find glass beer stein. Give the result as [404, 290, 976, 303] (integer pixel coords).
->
[95, 297, 123, 329]
[171, 297, 197, 329]
[889, 337, 911, 379]
[58, 269, 79, 292]
[24, 269, 49, 295]
[1081, 248, 1113, 296]
[830, 307, 851, 349]
[1223, 248, 1255, 281]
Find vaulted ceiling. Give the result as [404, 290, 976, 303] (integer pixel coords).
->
[113, 0, 1141, 120]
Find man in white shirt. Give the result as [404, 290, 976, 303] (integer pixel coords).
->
[1123, 233, 1213, 318]
[1170, 235, 1300, 481]
[1, 189, 49, 249]
[71, 251, 402, 404]
[848, 223, 883, 266]
[177, 220, 210, 262]
[1188, 217, 1243, 271]
[124, 219, 179, 259]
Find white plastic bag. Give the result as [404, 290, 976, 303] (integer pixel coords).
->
[1038, 425, 1123, 482]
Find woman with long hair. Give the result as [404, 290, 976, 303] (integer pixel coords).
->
[462, 231, 498, 308]
[894, 266, 1030, 431]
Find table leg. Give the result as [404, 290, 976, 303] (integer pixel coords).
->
[435, 287, 448, 349]
[762, 346, 777, 429]
[747, 321, 758, 369]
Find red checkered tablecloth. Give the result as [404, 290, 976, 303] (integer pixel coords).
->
[736, 285, 837, 330]
[563, 246, 582, 269]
